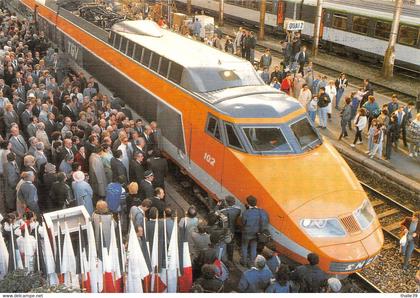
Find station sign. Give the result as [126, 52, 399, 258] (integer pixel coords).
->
[284, 18, 304, 31]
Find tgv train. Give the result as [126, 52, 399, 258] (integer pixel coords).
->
[175, 0, 420, 73]
[12, 0, 384, 273]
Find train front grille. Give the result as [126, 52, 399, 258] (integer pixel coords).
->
[340, 215, 360, 234]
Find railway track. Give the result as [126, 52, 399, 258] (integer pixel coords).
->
[355, 181, 419, 293]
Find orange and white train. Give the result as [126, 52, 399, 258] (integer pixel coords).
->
[11, 0, 383, 273]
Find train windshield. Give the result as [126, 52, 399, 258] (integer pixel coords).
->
[242, 127, 291, 153]
[290, 118, 321, 151]
[182, 64, 264, 92]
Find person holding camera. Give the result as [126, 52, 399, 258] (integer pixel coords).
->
[219, 195, 241, 262]
[240, 195, 269, 268]
[206, 211, 232, 263]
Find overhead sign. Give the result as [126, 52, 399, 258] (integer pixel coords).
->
[284, 18, 304, 31]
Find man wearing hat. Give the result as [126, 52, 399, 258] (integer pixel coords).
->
[238, 255, 273, 293]
[72, 170, 94, 215]
[139, 170, 154, 200]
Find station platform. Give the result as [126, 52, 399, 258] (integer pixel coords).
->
[219, 23, 420, 99]
[218, 25, 420, 191]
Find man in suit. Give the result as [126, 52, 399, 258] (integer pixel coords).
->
[143, 125, 155, 155]
[4, 152, 20, 212]
[295, 46, 308, 76]
[146, 150, 168, 189]
[0, 79, 12, 100]
[129, 152, 145, 186]
[134, 119, 144, 135]
[9, 126, 28, 168]
[26, 116, 38, 138]
[139, 170, 154, 200]
[3, 103, 20, 137]
[111, 149, 128, 184]
[20, 102, 33, 138]
[151, 187, 166, 217]
[45, 112, 57, 139]
[27, 137, 39, 156]
[133, 137, 148, 162]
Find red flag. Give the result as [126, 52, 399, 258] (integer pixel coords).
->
[178, 240, 192, 292]
[101, 221, 115, 293]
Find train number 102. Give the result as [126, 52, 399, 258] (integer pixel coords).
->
[204, 152, 216, 166]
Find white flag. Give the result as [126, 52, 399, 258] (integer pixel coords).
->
[87, 220, 101, 293]
[126, 221, 150, 293]
[61, 222, 79, 289]
[42, 224, 58, 285]
[166, 219, 179, 293]
[0, 232, 8, 279]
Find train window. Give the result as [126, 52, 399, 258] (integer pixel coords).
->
[352, 16, 369, 35]
[168, 62, 184, 84]
[114, 34, 121, 48]
[206, 115, 222, 141]
[374, 21, 391, 40]
[224, 122, 243, 150]
[142, 48, 152, 67]
[150, 53, 160, 72]
[120, 37, 128, 52]
[290, 118, 320, 151]
[127, 41, 135, 57]
[109, 31, 115, 44]
[243, 127, 290, 153]
[133, 46, 143, 62]
[159, 57, 170, 77]
[332, 13, 347, 30]
[398, 25, 419, 46]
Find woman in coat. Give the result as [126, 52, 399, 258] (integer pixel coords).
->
[351, 108, 368, 147]
[91, 200, 113, 251]
[338, 97, 352, 141]
[35, 122, 51, 151]
[407, 112, 420, 157]
[72, 171, 94, 215]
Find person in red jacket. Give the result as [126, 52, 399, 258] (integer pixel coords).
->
[400, 211, 419, 270]
[281, 73, 292, 95]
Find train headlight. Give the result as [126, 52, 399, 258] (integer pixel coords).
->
[354, 199, 375, 230]
[300, 218, 346, 237]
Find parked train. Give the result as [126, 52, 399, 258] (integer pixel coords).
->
[175, 0, 420, 74]
[12, 0, 384, 273]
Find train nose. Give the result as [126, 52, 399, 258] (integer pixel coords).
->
[290, 191, 384, 273]
[320, 225, 384, 273]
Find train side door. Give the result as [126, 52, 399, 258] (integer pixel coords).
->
[201, 114, 225, 195]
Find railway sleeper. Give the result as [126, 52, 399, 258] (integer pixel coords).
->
[377, 209, 400, 219]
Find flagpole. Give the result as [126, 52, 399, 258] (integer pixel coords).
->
[34, 223, 40, 272]
[155, 214, 159, 293]
[117, 214, 125, 292]
[99, 219, 105, 293]
[175, 211, 180, 292]
[78, 222, 84, 291]
[163, 213, 168, 293]
[10, 225, 16, 270]
[57, 220, 62, 283]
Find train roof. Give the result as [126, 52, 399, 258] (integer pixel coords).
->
[213, 88, 303, 119]
[110, 20, 306, 119]
[112, 20, 257, 71]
